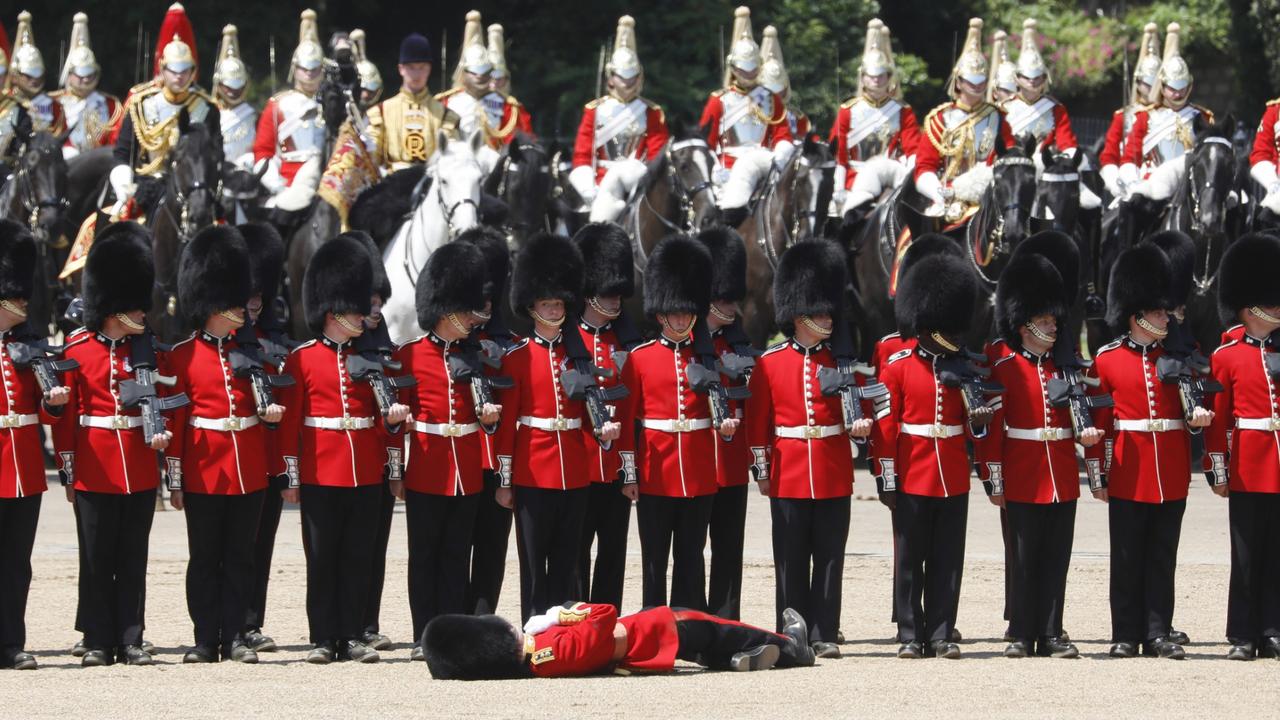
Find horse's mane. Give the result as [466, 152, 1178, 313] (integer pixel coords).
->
[349, 165, 427, 248]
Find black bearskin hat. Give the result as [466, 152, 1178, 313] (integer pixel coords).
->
[82, 221, 154, 332]
[0, 219, 36, 301]
[898, 233, 963, 281]
[1106, 242, 1173, 331]
[773, 240, 847, 333]
[177, 225, 251, 331]
[342, 231, 391, 301]
[995, 253, 1066, 347]
[1013, 230, 1080, 305]
[1147, 230, 1195, 307]
[1219, 232, 1280, 322]
[303, 235, 374, 336]
[894, 249, 977, 339]
[574, 222, 634, 299]
[643, 235, 712, 318]
[456, 226, 511, 304]
[422, 614, 530, 680]
[417, 241, 489, 330]
[697, 225, 748, 303]
[238, 222, 285, 305]
[509, 232, 583, 316]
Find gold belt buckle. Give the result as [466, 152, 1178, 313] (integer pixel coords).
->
[225, 417, 242, 432]
[341, 417, 356, 430]
[674, 419, 690, 432]
[553, 417, 568, 432]
[111, 416, 131, 430]
[1, 414, 18, 428]
[1149, 419, 1167, 432]
[445, 423, 461, 437]
[932, 423, 946, 438]
[1269, 418, 1280, 431]
[1036, 428, 1050, 441]
[805, 425, 822, 439]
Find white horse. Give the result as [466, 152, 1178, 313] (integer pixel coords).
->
[382, 130, 486, 343]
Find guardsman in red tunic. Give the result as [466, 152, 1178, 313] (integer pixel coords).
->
[1099, 23, 1160, 198]
[53, 222, 175, 667]
[747, 240, 875, 658]
[977, 239, 1102, 660]
[568, 16, 670, 224]
[394, 241, 497, 661]
[0, 222, 68, 671]
[873, 248, 994, 659]
[697, 227, 753, 621]
[276, 235, 410, 665]
[455, 227, 519, 616]
[1085, 242, 1213, 659]
[698, 7, 795, 227]
[573, 224, 641, 609]
[422, 603, 815, 679]
[166, 226, 277, 664]
[616, 236, 730, 611]
[1205, 234, 1280, 661]
[236, 222, 291, 655]
[4, 13, 67, 136]
[495, 233, 620, 622]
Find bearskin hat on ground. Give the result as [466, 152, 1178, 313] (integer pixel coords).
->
[643, 234, 712, 318]
[509, 232, 583, 316]
[417, 241, 489, 330]
[1106, 242, 1173, 331]
[178, 225, 251, 331]
[303, 235, 373, 335]
[82, 221, 154, 331]
[422, 614, 530, 680]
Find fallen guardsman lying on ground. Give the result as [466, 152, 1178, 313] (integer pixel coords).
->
[423, 603, 818, 679]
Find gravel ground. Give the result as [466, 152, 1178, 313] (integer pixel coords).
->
[12, 471, 1279, 719]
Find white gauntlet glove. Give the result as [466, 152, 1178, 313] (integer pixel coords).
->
[568, 165, 598, 205]
[108, 164, 136, 214]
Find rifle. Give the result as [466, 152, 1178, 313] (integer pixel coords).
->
[347, 323, 416, 420]
[560, 324, 628, 450]
[228, 326, 296, 430]
[817, 322, 887, 439]
[935, 349, 1004, 421]
[688, 324, 748, 434]
[118, 331, 190, 445]
[1046, 336, 1114, 437]
[447, 338, 515, 435]
[1156, 319, 1223, 421]
[7, 329, 79, 400]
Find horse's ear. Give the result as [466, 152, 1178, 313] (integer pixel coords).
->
[1220, 112, 1237, 136]
[995, 141, 1010, 158]
[178, 108, 191, 134]
[469, 129, 485, 157]
[1071, 150, 1083, 170]
[1022, 134, 1037, 157]
[803, 133, 820, 157]
[1040, 146, 1055, 170]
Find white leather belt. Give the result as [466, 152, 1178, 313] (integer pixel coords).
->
[641, 418, 713, 433]
[1236, 417, 1280, 431]
[304, 416, 376, 430]
[280, 149, 322, 162]
[776, 424, 843, 440]
[80, 415, 143, 430]
[518, 415, 582, 431]
[1115, 418, 1185, 432]
[0, 413, 38, 428]
[901, 422, 964, 439]
[414, 420, 480, 437]
[190, 415, 260, 432]
[1006, 426, 1074, 442]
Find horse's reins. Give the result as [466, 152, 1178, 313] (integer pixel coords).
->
[1185, 135, 1233, 295]
[970, 155, 1034, 283]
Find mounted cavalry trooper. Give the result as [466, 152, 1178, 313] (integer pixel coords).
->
[351, 30, 383, 111]
[569, 15, 670, 224]
[253, 10, 329, 211]
[759, 26, 808, 139]
[828, 19, 921, 221]
[52, 13, 121, 160]
[699, 6, 795, 228]
[5, 12, 66, 136]
[212, 25, 257, 171]
[1117, 23, 1216, 203]
[1099, 23, 1160, 198]
[109, 3, 217, 219]
[913, 18, 1015, 222]
[987, 31, 1018, 107]
[364, 32, 461, 174]
[436, 11, 532, 172]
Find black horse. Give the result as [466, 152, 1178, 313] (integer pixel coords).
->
[0, 130, 72, 336]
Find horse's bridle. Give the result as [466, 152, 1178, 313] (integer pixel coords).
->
[1185, 136, 1234, 295]
[971, 155, 1035, 283]
[436, 175, 480, 238]
[12, 144, 69, 238]
[667, 139, 716, 230]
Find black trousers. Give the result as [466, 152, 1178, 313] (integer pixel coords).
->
[893, 492, 968, 644]
[1005, 500, 1076, 642]
[183, 490, 264, 651]
[769, 496, 850, 643]
[1108, 497, 1185, 643]
[577, 481, 632, 609]
[406, 490, 479, 645]
[76, 489, 155, 649]
[245, 474, 286, 633]
[300, 483, 381, 645]
[637, 493, 714, 611]
[1227, 491, 1280, 641]
[467, 472, 513, 615]
[74, 493, 85, 635]
[362, 480, 396, 636]
[514, 485, 588, 622]
[0, 494, 41, 653]
[1000, 507, 1011, 622]
[708, 484, 749, 620]
[673, 608, 806, 669]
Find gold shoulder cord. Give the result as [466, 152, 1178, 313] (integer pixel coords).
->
[484, 100, 521, 144]
[128, 92, 207, 175]
[925, 104, 992, 182]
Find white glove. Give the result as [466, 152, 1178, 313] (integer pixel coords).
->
[771, 140, 797, 169]
[568, 165, 598, 204]
[233, 152, 256, 172]
[915, 171, 944, 205]
[1116, 163, 1139, 197]
[257, 157, 286, 195]
[1250, 160, 1280, 193]
[1099, 164, 1120, 196]
[830, 165, 848, 214]
[108, 164, 136, 215]
[522, 606, 564, 635]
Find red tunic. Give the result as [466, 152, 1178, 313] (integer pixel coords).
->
[712, 331, 751, 488]
[975, 349, 1081, 504]
[251, 92, 324, 186]
[616, 337, 718, 498]
[473, 326, 519, 472]
[1204, 333, 1280, 493]
[276, 336, 400, 488]
[745, 340, 857, 500]
[578, 321, 624, 485]
[494, 334, 590, 491]
[526, 602, 679, 677]
[871, 347, 984, 498]
[828, 100, 921, 189]
[1120, 104, 1214, 168]
[167, 332, 269, 495]
[571, 97, 669, 181]
[1249, 101, 1280, 168]
[52, 332, 173, 495]
[698, 88, 794, 169]
[913, 102, 1015, 182]
[868, 333, 914, 480]
[1098, 108, 1131, 168]
[437, 88, 534, 148]
[1084, 337, 1191, 503]
[0, 333, 60, 498]
[393, 332, 483, 496]
[1002, 97, 1077, 153]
